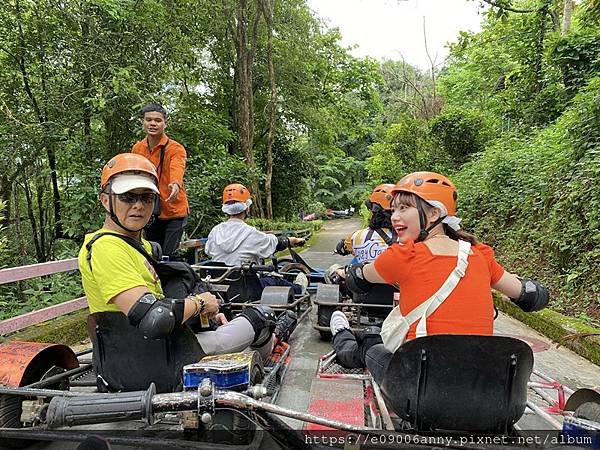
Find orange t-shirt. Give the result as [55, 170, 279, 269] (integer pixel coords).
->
[373, 240, 505, 340]
[131, 134, 189, 219]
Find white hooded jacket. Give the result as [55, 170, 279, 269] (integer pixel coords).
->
[205, 218, 278, 266]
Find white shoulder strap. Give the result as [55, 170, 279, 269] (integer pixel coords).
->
[403, 240, 471, 338]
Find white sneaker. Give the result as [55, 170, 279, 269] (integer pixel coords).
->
[293, 272, 309, 294]
[330, 311, 350, 336]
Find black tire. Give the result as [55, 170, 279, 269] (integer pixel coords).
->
[574, 402, 600, 423]
[317, 304, 335, 341]
[0, 394, 33, 449]
[279, 262, 311, 275]
[0, 363, 72, 449]
[276, 258, 294, 267]
[318, 329, 333, 341]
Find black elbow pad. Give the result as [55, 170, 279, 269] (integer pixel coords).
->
[275, 236, 290, 252]
[510, 279, 549, 312]
[128, 293, 185, 340]
[345, 263, 373, 295]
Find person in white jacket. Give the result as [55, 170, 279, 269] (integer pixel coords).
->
[205, 183, 308, 295]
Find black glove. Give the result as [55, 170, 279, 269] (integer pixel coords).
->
[335, 239, 350, 256]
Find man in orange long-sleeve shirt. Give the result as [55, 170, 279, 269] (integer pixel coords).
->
[131, 103, 189, 257]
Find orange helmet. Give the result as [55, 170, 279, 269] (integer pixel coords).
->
[367, 184, 395, 210]
[222, 183, 251, 204]
[100, 153, 158, 191]
[391, 171, 457, 216]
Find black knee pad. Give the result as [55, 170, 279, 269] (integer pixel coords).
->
[240, 305, 276, 346]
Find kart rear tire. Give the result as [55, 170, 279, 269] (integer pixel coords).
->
[276, 258, 294, 266]
[575, 402, 600, 423]
[0, 394, 33, 449]
[279, 262, 311, 275]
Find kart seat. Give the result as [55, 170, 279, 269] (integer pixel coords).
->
[88, 312, 205, 393]
[197, 261, 263, 303]
[354, 284, 396, 318]
[380, 335, 533, 433]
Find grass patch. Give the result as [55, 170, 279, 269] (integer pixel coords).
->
[495, 295, 600, 366]
[1, 310, 88, 346]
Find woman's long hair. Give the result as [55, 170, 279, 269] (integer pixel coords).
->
[393, 192, 478, 245]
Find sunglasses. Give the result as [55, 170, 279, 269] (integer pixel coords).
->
[112, 192, 157, 204]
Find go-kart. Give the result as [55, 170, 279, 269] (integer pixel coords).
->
[260, 246, 397, 341]
[268, 248, 393, 341]
[1, 333, 598, 449]
[306, 334, 599, 448]
[193, 261, 312, 324]
[0, 318, 299, 449]
[270, 244, 397, 340]
[313, 276, 396, 340]
[274, 247, 326, 290]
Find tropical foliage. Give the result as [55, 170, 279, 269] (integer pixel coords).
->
[1, 0, 599, 322]
[367, 0, 600, 321]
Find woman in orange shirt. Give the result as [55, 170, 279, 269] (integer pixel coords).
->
[330, 171, 548, 383]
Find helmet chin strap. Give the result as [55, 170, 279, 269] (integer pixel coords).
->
[106, 190, 145, 235]
[415, 197, 444, 243]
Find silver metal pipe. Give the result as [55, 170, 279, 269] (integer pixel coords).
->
[532, 369, 575, 395]
[319, 373, 371, 380]
[152, 391, 199, 412]
[526, 401, 562, 430]
[530, 385, 558, 407]
[296, 302, 312, 323]
[372, 380, 395, 431]
[320, 351, 337, 369]
[0, 386, 94, 397]
[215, 390, 378, 432]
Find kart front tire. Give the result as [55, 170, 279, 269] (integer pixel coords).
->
[575, 401, 600, 423]
[317, 304, 335, 341]
[318, 329, 333, 340]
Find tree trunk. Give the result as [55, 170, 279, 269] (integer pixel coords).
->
[233, 0, 264, 217]
[12, 185, 26, 302]
[81, 15, 92, 154]
[261, 0, 276, 220]
[0, 173, 13, 229]
[36, 176, 47, 260]
[22, 177, 43, 262]
[562, 0, 573, 34]
[15, 0, 62, 243]
[532, 4, 548, 93]
[33, 2, 62, 239]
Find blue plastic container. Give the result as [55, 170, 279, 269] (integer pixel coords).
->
[562, 416, 600, 449]
[183, 352, 255, 391]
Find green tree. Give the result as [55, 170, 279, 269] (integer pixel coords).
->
[429, 108, 493, 166]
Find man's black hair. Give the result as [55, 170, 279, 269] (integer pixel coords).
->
[140, 103, 167, 119]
